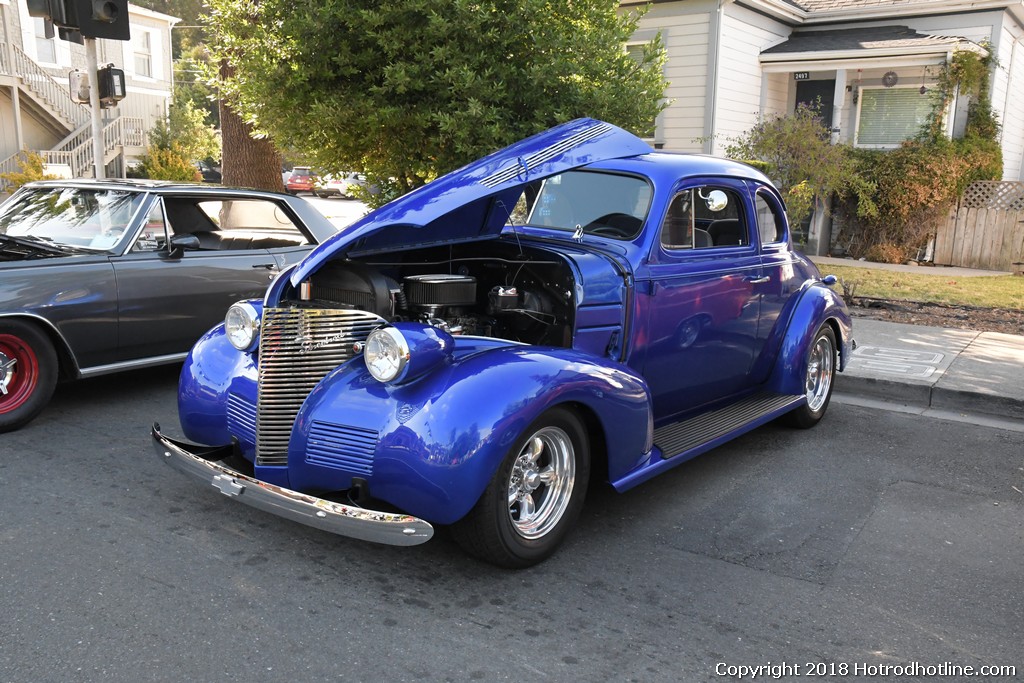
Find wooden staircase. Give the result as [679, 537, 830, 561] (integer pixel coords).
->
[1, 41, 145, 187]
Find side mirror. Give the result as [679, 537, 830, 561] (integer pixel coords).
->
[703, 189, 729, 212]
[167, 234, 200, 259]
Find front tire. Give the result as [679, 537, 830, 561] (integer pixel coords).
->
[784, 323, 836, 429]
[451, 407, 590, 568]
[0, 320, 58, 433]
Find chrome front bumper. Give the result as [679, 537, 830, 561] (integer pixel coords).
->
[151, 424, 433, 546]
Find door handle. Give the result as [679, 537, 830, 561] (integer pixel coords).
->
[746, 275, 770, 284]
[252, 263, 277, 270]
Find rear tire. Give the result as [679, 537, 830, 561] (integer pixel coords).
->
[784, 324, 836, 429]
[0, 320, 58, 433]
[451, 407, 589, 568]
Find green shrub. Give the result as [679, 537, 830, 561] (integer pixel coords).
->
[724, 105, 875, 227]
[0, 151, 60, 190]
[138, 143, 203, 181]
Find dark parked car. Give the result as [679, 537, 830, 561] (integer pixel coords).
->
[153, 119, 853, 567]
[195, 160, 222, 183]
[0, 179, 337, 432]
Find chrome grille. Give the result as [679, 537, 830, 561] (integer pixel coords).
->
[306, 421, 378, 475]
[226, 392, 257, 446]
[256, 307, 385, 467]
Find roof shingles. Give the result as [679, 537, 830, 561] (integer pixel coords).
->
[780, 0, 958, 11]
[762, 25, 974, 54]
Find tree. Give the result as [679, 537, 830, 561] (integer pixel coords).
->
[204, 0, 667, 204]
[725, 104, 874, 227]
[173, 43, 220, 128]
[218, 60, 286, 191]
[150, 96, 221, 164]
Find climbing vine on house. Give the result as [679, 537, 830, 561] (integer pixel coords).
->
[835, 48, 1002, 262]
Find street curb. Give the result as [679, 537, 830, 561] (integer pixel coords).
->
[837, 374, 1024, 421]
[931, 386, 1024, 421]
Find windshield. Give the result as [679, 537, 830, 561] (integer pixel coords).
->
[0, 187, 145, 251]
[524, 170, 652, 239]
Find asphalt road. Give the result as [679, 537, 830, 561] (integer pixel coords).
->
[1, 369, 1021, 682]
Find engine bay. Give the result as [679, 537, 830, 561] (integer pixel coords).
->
[284, 241, 577, 347]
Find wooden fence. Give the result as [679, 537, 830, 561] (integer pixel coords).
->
[934, 181, 1024, 271]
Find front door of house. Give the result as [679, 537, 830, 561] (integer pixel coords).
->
[795, 79, 835, 122]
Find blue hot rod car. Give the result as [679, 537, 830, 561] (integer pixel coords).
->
[153, 119, 853, 567]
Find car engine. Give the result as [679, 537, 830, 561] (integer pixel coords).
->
[287, 242, 574, 347]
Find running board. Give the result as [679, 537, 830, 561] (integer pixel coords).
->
[654, 392, 803, 458]
[612, 392, 804, 492]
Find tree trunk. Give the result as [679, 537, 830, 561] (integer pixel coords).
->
[219, 61, 285, 192]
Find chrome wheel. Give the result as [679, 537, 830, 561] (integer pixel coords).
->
[451, 407, 589, 567]
[805, 332, 835, 412]
[507, 426, 576, 540]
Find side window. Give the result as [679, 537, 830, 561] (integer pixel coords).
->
[132, 201, 168, 252]
[660, 186, 747, 250]
[660, 192, 695, 249]
[755, 192, 786, 244]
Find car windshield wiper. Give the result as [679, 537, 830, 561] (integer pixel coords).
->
[0, 233, 89, 255]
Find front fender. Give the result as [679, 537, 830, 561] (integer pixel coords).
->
[287, 343, 652, 525]
[178, 323, 258, 447]
[767, 283, 853, 396]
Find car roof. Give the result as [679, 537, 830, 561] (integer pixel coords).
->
[587, 151, 774, 185]
[18, 178, 340, 243]
[24, 178, 291, 199]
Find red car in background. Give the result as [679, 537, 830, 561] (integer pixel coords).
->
[285, 167, 316, 195]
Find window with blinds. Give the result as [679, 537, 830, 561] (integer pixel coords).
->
[856, 87, 939, 147]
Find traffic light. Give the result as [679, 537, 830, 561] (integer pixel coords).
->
[68, 70, 90, 103]
[68, 0, 130, 40]
[26, 0, 129, 41]
[27, 0, 73, 31]
[97, 65, 125, 108]
[25, 0, 49, 18]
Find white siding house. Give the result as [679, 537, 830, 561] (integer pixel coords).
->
[623, 0, 1024, 252]
[715, 4, 790, 152]
[1, 0, 178, 184]
[618, 0, 1024, 171]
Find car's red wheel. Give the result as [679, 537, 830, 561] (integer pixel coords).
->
[0, 320, 58, 433]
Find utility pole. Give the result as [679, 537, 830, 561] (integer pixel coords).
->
[85, 38, 105, 178]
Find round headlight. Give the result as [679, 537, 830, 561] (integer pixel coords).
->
[364, 327, 410, 383]
[225, 302, 261, 351]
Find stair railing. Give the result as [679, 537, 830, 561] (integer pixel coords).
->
[8, 42, 90, 129]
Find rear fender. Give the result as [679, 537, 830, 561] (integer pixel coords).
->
[767, 283, 853, 396]
[287, 344, 653, 525]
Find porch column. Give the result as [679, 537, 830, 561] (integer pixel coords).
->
[830, 69, 847, 144]
[2, 8, 24, 151]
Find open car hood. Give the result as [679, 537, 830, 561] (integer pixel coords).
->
[289, 119, 651, 286]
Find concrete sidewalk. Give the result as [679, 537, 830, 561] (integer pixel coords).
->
[807, 256, 1023, 423]
[836, 317, 1024, 423]
[813, 255, 1013, 277]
